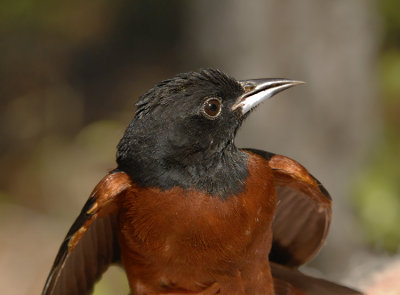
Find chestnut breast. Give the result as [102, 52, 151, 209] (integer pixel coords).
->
[117, 153, 276, 291]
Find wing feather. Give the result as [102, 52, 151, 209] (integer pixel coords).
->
[42, 170, 132, 295]
[271, 263, 363, 294]
[244, 148, 331, 267]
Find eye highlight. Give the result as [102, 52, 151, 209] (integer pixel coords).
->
[202, 98, 222, 119]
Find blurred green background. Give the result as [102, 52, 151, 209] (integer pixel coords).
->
[0, 1, 399, 294]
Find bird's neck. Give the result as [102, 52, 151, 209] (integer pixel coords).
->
[118, 142, 249, 199]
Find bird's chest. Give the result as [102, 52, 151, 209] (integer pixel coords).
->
[117, 156, 276, 293]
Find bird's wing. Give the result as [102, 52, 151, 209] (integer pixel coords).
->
[271, 263, 363, 295]
[243, 148, 332, 267]
[42, 170, 132, 295]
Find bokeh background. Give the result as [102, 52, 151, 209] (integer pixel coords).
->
[1, 0, 399, 294]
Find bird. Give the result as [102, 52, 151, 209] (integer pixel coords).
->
[42, 69, 363, 295]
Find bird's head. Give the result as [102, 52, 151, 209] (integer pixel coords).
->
[117, 69, 302, 195]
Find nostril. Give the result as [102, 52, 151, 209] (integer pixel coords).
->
[242, 82, 256, 93]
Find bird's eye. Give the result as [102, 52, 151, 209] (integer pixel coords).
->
[202, 98, 222, 119]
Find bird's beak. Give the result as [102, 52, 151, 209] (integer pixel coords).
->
[232, 78, 304, 115]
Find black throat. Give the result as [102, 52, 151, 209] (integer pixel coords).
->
[117, 135, 248, 199]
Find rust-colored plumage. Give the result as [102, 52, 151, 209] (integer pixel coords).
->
[118, 153, 275, 294]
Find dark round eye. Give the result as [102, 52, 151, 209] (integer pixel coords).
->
[202, 98, 222, 119]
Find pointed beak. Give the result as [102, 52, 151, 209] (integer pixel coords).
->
[232, 78, 304, 115]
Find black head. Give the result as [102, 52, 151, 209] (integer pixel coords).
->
[117, 69, 301, 198]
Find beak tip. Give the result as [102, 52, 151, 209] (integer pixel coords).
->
[282, 80, 305, 88]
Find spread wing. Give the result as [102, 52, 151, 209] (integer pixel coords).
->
[42, 170, 132, 295]
[244, 148, 332, 267]
[271, 263, 363, 295]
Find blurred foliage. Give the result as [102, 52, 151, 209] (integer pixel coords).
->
[354, 1, 400, 252]
[379, 0, 400, 48]
[0, 0, 184, 206]
[355, 141, 400, 251]
[92, 266, 129, 295]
